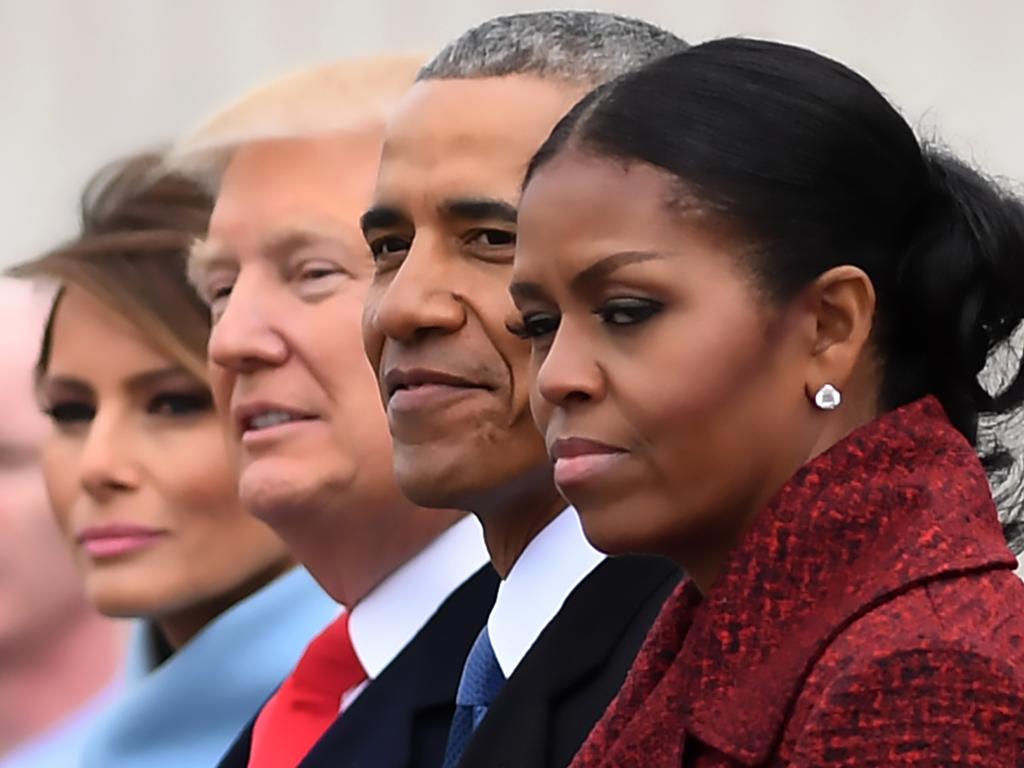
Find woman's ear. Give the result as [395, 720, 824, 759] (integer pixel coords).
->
[800, 265, 876, 401]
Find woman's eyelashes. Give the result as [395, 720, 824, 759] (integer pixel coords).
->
[508, 297, 664, 341]
[507, 311, 560, 340]
[147, 389, 213, 417]
[596, 297, 663, 326]
[45, 401, 95, 426]
[44, 389, 213, 428]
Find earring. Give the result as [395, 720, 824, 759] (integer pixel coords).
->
[813, 383, 842, 411]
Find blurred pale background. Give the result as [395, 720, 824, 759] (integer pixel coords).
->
[2, 0, 1023, 268]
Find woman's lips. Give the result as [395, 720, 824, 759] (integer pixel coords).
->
[77, 524, 167, 559]
[549, 437, 628, 487]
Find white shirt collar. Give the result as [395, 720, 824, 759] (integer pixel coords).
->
[487, 507, 606, 678]
[348, 515, 489, 681]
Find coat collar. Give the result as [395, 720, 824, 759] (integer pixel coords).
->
[90, 568, 339, 768]
[609, 397, 1017, 766]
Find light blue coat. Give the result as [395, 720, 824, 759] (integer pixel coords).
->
[82, 567, 338, 768]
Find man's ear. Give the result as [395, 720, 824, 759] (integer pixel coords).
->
[799, 265, 876, 401]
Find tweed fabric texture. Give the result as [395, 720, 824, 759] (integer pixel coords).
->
[571, 397, 1024, 767]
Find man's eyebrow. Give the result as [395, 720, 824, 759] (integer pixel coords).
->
[187, 238, 234, 286]
[260, 224, 345, 262]
[570, 251, 665, 292]
[360, 206, 409, 235]
[442, 198, 518, 224]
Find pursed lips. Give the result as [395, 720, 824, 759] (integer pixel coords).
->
[76, 523, 168, 559]
[548, 436, 628, 487]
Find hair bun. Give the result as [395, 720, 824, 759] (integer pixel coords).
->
[892, 150, 1024, 440]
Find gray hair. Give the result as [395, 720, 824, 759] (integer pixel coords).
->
[419, 11, 687, 86]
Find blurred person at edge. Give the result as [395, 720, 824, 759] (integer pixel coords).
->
[9, 154, 337, 768]
[173, 55, 494, 768]
[0, 277, 124, 768]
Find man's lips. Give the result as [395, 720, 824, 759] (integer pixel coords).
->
[549, 437, 628, 487]
[77, 523, 168, 559]
[231, 400, 318, 437]
[382, 367, 495, 414]
[382, 367, 489, 400]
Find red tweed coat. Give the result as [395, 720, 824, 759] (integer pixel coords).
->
[571, 397, 1024, 766]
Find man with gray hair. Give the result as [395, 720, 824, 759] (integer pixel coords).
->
[362, 12, 686, 768]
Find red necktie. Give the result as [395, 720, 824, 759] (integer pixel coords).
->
[248, 612, 367, 768]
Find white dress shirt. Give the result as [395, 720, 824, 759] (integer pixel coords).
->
[343, 515, 490, 710]
[487, 507, 606, 678]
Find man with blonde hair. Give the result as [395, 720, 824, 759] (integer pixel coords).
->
[171, 55, 496, 768]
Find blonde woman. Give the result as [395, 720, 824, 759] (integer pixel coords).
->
[12, 154, 337, 768]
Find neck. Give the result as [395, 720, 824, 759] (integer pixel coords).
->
[675, 402, 887, 594]
[470, 464, 566, 579]
[0, 606, 124, 756]
[274, 498, 464, 608]
[155, 558, 296, 649]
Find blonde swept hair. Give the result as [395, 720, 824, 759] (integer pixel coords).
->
[9, 153, 215, 382]
[168, 53, 427, 191]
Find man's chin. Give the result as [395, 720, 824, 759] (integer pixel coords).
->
[393, 447, 469, 510]
[238, 466, 342, 529]
[397, 444, 559, 519]
[394, 458, 509, 514]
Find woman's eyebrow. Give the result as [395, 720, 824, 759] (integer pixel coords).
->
[570, 251, 665, 292]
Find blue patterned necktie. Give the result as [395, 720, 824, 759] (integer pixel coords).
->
[442, 626, 507, 768]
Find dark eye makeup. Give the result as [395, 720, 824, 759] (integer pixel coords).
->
[147, 389, 214, 417]
[43, 388, 213, 427]
[508, 296, 663, 342]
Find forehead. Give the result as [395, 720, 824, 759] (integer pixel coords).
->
[209, 132, 384, 244]
[47, 287, 169, 376]
[514, 152, 743, 285]
[518, 151, 684, 251]
[376, 76, 588, 206]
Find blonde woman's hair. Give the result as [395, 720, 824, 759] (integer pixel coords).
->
[10, 152, 214, 381]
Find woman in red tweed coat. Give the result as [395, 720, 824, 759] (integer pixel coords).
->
[510, 38, 1024, 766]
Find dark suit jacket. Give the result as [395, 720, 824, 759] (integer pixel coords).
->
[456, 554, 680, 768]
[572, 397, 1024, 767]
[216, 564, 498, 768]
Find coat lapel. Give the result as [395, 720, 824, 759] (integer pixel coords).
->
[463, 556, 680, 767]
[300, 565, 498, 767]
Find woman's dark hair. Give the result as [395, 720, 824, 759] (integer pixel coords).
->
[526, 38, 1024, 545]
[9, 152, 214, 381]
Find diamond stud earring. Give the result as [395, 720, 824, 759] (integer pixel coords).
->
[813, 383, 842, 411]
